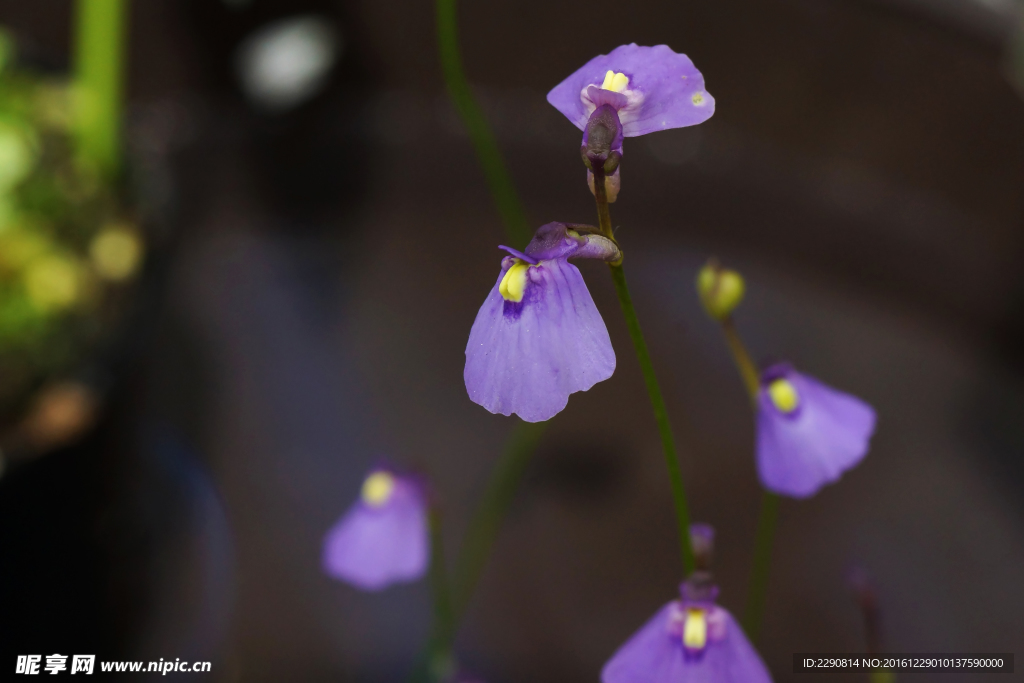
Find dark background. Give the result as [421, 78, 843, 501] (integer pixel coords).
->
[1, 0, 1023, 681]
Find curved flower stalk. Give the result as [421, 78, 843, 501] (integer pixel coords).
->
[602, 526, 772, 683]
[322, 467, 429, 591]
[547, 44, 715, 201]
[464, 222, 621, 422]
[756, 363, 877, 498]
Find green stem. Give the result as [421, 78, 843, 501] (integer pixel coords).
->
[720, 317, 760, 404]
[73, 0, 128, 179]
[437, 0, 530, 247]
[591, 165, 694, 574]
[609, 264, 694, 575]
[743, 490, 779, 642]
[416, 3, 545, 680]
[428, 507, 455, 661]
[717, 313, 779, 642]
[592, 169, 615, 242]
[452, 421, 546, 620]
[407, 423, 545, 683]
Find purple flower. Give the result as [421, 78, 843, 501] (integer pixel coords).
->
[756, 363, 877, 498]
[548, 44, 715, 138]
[322, 467, 428, 591]
[547, 44, 713, 201]
[602, 579, 772, 683]
[464, 222, 620, 422]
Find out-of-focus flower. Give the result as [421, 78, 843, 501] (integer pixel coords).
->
[756, 363, 876, 498]
[547, 44, 714, 201]
[696, 260, 745, 321]
[322, 467, 429, 591]
[602, 573, 772, 683]
[464, 222, 620, 422]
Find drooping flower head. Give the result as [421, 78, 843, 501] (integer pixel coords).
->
[464, 222, 620, 422]
[547, 44, 715, 201]
[602, 526, 772, 683]
[756, 363, 876, 498]
[322, 466, 429, 591]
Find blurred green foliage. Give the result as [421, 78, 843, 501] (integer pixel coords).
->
[0, 27, 142, 421]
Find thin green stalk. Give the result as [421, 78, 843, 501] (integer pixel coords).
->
[452, 421, 546, 620]
[428, 507, 455, 659]
[591, 166, 694, 574]
[609, 264, 694, 574]
[73, 0, 128, 178]
[743, 490, 779, 641]
[437, 0, 530, 246]
[410, 6, 547, 680]
[407, 422, 545, 683]
[717, 313, 779, 642]
[720, 317, 760, 404]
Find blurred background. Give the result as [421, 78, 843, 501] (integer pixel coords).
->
[1, 0, 1023, 681]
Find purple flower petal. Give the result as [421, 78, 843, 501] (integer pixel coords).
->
[322, 471, 429, 591]
[602, 602, 772, 683]
[756, 366, 877, 498]
[547, 44, 714, 137]
[464, 257, 615, 422]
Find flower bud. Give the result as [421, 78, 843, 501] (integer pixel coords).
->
[696, 260, 745, 321]
[582, 105, 622, 164]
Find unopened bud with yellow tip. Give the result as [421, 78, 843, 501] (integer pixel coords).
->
[696, 259, 745, 321]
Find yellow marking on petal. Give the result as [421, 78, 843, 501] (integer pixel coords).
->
[683, 609, 708, 649]
[498, 260, 530, 302]
[692, 91, 706, 106]
[600, 70, 629, 93]
[768, 378, 800, 413]
[361, 471, 396, 506]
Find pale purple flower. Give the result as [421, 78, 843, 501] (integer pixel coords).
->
[602, 577, 772, 683]
[464, 222, 620, 422]
[547, 44, 713, 202]
[548, 43, 715, 138]
[756, 363, 877, 498]
[322, 467, 428, 591]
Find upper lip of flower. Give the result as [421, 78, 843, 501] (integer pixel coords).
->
[581, 81, 645, 123]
